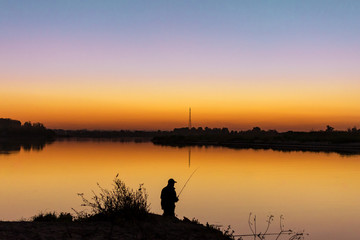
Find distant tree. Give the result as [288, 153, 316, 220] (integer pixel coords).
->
[252, 127, 261, 132]
[23, 121, 32, 128]
[221, 128, 229, 134]
[325, 125, 334, 132]
[33, 123, 45, 129]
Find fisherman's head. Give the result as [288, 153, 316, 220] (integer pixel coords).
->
[168, 178, 176, 186]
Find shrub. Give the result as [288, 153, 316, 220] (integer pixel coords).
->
[77, 175, 150, 220]
[58, 212, 73, 222]
[33, 212, 57, 222]
[32, 211, 73, 222]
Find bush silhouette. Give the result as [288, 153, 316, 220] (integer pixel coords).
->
[78, 175, 149, 220]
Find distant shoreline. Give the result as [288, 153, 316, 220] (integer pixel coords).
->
[2, 118, 360, 155]
[51, 130, 360, 155]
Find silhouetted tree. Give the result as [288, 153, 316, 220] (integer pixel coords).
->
[23, 121, 32, 128]
[221, 128, 229, 134]
[325, 125, 334, 132]
[33, 122, 45, 129]
[252, 127, 261, 132]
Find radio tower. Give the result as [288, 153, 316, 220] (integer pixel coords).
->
[188, 107, 192, 129]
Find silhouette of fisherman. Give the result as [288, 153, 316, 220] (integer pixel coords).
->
[161, 178, 179, 217]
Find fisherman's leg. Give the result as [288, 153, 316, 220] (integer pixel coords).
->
[163, 207, 171, 216]
[169, 205, 175, 217]
[163, 207, 175, 217]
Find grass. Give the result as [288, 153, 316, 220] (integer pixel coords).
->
[32, 211, 73, 222]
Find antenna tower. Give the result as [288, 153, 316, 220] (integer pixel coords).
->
[188, 107, 192, 129]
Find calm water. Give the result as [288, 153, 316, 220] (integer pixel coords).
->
[1, 140, 359, 239]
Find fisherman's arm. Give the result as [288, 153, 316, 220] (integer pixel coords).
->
[173, 191, 179, 202]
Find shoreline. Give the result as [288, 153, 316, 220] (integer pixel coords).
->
[0, 214, 231, 240]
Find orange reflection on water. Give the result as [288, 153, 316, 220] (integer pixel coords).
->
[0, 141, 359, 240]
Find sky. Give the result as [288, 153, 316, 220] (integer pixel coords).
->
[1, 0, 360, 131]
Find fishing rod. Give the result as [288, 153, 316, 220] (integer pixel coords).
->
[177, 168, 199, 198]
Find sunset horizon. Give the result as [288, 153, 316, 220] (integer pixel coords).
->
[2, 1, 359, 132]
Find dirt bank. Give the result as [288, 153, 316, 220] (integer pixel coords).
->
[0, 214, 231, 240]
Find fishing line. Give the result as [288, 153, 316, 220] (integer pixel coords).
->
[177, 167, 199, 198]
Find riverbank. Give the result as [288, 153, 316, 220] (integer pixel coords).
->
[2, 117, 360, 155]
[0, 214, 231, 240]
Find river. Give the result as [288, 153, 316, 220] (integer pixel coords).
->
[1, 140, 359, 239]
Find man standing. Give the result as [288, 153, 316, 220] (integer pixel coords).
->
[161, 178, 179, 217]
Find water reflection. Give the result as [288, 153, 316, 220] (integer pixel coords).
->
[0, 139, 54, 155]
[2, 136, 360, 157]
[0, 140, 359, 240]
[188, 148, 191, 168]
[154, 142, 360, 156]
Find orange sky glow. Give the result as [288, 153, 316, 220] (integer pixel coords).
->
[1, 74, 359, 131]
[1, 1, 360, 131]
